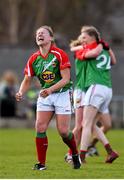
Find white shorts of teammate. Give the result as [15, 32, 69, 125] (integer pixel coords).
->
[83, 84, 112, 113]
[73, 89, 85, 109]
[37, 90, 72, 114]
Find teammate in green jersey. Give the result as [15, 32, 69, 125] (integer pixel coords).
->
[65, 26, 117, 163]
[16, 25, 81, 170]
[79, 26, 119, 164]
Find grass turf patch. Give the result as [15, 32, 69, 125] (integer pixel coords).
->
[0, 128, 123, 178]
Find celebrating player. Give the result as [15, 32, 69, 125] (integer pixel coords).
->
[65, 25, 118, 164]
[15, 25, 81, 170]
[78, 26, 119, 163]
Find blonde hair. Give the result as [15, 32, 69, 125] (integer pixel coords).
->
[70, 25, 101, 48]
[81, 25, 101, 43]
[70, 34, 82, 48]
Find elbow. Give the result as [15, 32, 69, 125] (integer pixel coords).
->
[111, 61, 117, 65]
[65, 79, 70, 84]
[113, 61, 117, 65]
[111, 58, 117, 65]
[63, 78, 70, 85]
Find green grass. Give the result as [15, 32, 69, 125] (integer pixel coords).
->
[0, 128, 124, 179]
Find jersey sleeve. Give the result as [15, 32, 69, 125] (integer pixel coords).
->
[24, 55, 35, 76]
[60, 50, 71, 70]
[51, 47, 71, 70]
[75, 49, 88, 61]
[75, 42, 99, 60]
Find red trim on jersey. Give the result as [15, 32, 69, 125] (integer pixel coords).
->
[24, 45, 71, 76]
[39, 44, 53, 59]
[24, 51, 40, 76]
[51, 45, 71, 70]
[75, 49, 88, 61]
[75, 41, 98, 60]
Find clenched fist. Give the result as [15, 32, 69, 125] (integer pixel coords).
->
[15, 92, 22, 101]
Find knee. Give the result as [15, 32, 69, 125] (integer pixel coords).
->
[103, 121, 112, 132]
[82, 118, 91, 129]
[35, 120, 47, 132]
[73, 126, 82, 134]
[58, 126, 68, 138]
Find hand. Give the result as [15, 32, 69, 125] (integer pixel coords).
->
[15, 92, 22, 101]
[99, 39, 110, 50]
[40, 88, 52, 98]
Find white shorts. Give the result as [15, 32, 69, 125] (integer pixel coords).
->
[73, 89, 85, 109]
[37, 90, 72, 114]
[83, 84, 112, 113]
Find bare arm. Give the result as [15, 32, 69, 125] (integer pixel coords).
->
[70, 45, 83, 52]
[85, 44, 103, 58]
[40, 68, 70, 98]
[15, 75, 32, 101]
[109, 48, 117, 65]
[85, 43, 116, 65]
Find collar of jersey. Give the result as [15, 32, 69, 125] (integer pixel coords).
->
[38, 44, 55, 59]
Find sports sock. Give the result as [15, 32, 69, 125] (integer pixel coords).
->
[80, 150, 87, 161]
[68, 149, 72, 155]
[36, 132, 48, 165]
[62, 132, 78, 155]
[104, 143, 113, 154]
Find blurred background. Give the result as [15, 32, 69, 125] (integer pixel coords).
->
[0, 0, 124, 128]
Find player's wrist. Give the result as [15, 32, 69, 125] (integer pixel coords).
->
[98, 39, 110, 50]
[49, 87, 54, 94]
[18, 91, 23, 96]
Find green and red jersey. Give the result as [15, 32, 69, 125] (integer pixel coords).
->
[74, 59, 87, 91]
[74, 42, 97, 91]
[85, 49, 112, 88]
[76, 42, 97, 60]
[74, 41, 112, 90]
[24, 44, 72, 92]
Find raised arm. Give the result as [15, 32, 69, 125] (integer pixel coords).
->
[85, 44, 103, 58]
[70, 45, 83, 52]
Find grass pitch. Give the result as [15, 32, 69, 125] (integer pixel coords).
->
[0, 128, 124, 179]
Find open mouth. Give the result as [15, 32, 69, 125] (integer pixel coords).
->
[38, 36, 44, 41]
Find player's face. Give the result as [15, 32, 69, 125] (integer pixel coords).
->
[36, 28, 52, 46]
[80, 32, 95, 45]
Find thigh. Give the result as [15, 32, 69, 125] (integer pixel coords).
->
[56, 114, 71, 133]
[83, 105, 98, 128]
[35, 111, 54, 132]
[98, 113, 112, 129]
